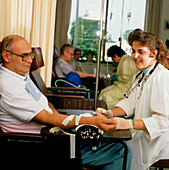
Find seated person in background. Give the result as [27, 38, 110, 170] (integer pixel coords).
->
[69, 46, 85, 72]
[0, 35, 131, 170]
[55, 44, 104, 78]
[99, 45, 136, 109]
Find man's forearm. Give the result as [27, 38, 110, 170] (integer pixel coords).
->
[33, 109, 76, 129]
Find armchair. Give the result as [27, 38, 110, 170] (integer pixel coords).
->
[30, 47, 107, 110]
[31, 47, 89, 98]
[151, 159, 169, 170]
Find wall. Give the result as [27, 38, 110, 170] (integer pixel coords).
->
[159, 0, 169, 43]
[81, 62, 116, 76]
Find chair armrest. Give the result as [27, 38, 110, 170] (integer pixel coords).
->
[45, 93, 85, 99]
[47, 87, 90, 92]
[0, 131, 43, 143]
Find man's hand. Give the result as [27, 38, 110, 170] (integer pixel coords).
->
[92, 116, 116, 132]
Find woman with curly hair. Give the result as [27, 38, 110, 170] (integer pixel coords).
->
[97, 29, 169, 170]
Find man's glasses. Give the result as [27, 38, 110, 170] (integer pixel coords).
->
[66, 51, 74, 56]
[75, 53, 81, 56]
[5, 50, 35, 62]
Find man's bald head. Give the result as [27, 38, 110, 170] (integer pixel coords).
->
[1, 35, 27, 52]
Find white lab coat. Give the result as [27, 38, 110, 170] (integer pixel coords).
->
[116, 63, 169, 170]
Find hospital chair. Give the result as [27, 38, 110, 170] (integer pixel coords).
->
[30, 47, 107, 111]
[0, 43, 83, 169]
[30, 47, 90, 98]
[0, 127, 84, 169]
[52, 45, 105, 94]
[151, 159, 169, 170]
[52, 45, 94, 98]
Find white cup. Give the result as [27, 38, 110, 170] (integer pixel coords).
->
[93, 68, 96, 74]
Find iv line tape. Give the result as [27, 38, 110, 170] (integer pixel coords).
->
[62, 115, 74, 126]
[75, 113, 93, 125]
[62, 113, 93, 127]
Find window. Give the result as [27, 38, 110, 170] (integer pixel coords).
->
[105, 0, 146, 61]
[68, 0, 146, 62]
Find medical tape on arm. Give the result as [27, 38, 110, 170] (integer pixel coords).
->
[62, 115, 75, 126]
[75, 113, 93, 126]
[62, 113, 93, 127]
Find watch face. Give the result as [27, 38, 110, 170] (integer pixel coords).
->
[132, 120, 135, 125]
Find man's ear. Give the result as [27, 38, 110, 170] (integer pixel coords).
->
[63, 50, 67, 56]
[2, 51, 10, 62]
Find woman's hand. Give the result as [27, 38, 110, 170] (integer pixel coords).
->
[96, 108, 114, 118]
[114, 117, 133, 129]
[96, 108, 109, 116]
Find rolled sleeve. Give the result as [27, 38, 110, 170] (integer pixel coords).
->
[143, 113, 169, 140]
[143, 117, 160, 140]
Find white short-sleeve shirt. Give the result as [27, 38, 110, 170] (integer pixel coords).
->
[0, 65, 52, 133]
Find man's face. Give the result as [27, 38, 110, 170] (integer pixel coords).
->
[74, 51, 81, 61]
[112, 54, 121, 64]
[64, 47, 74, 62]
[3, 39, 32, 76]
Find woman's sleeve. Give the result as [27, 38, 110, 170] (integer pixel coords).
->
[115, 87, 136, 118]
[143, 70, 169, 140]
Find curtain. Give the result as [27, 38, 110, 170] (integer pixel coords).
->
[0, 0, 33, 41]
[0, 0, 57, 87]
[144, 0, 163, 37]
[31, 0, 57, 87]
[54, 0, 72, 52]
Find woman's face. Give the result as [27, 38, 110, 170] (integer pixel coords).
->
[131, 41, 156, 69]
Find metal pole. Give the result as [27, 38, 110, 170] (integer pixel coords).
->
[74, 0, 79, 46]
[94, 0, 105, 110]
[102, 0, 109, 62]
[119, 0, 125, 47]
